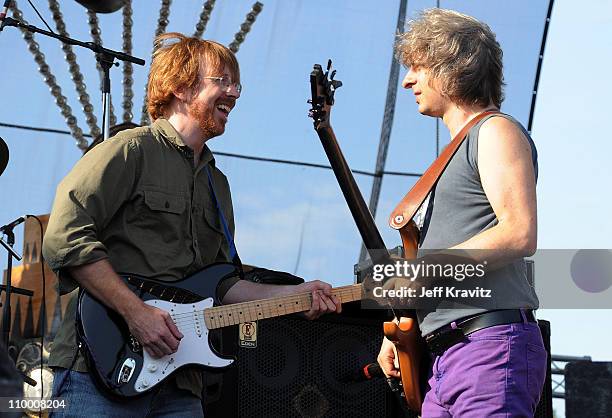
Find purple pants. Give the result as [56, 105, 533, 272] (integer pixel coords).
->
[422, 317, 547, 417]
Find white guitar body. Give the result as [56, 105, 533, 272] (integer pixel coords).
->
[131, 298, 234, 393]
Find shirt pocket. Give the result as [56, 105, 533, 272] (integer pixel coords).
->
[144, 190, 186, 214]
[134, 190, 187, 255]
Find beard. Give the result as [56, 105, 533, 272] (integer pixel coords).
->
[188, 99, 225, 139]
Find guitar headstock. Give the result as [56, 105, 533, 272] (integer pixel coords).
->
[308, 59, 343, 129]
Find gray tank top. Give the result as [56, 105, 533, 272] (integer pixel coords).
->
[416, 113, 539, 336]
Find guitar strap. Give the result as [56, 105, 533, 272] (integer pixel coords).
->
[389, 111, 501, 230]
[205, 165, 244, 277]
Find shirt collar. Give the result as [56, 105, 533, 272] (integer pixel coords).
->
[153, 118, 215, 168]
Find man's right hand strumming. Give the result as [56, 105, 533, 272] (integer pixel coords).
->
[123, 301, 183, 358]
[68, 259, 183, 359]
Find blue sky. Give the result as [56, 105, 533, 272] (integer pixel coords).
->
[1, 0, 610, 412]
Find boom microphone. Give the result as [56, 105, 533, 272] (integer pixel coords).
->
[0, 215, 27, 233]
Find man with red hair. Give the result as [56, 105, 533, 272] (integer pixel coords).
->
[44, 33, 341, 417]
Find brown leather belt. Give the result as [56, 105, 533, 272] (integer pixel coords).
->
[425, 309, 536, 355]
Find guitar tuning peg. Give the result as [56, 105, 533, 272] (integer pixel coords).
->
[330, 70, 337, 80]
[307, 99, 313, 104]
[326, 59, 332, 71]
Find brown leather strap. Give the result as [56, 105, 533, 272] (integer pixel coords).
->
[389, 110, 500, 230]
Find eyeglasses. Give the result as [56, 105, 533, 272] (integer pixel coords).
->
[202, 76, 242, 94]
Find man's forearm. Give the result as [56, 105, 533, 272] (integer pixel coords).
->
[221, 278, 341, 320]
[449, 220, 536, 269]
[221, 280, 293, 304]
[68, 259, 144, 319]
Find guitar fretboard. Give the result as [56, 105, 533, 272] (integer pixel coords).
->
[203, 284, 363, 330]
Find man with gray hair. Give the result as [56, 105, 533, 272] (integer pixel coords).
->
[377, 9, 546, 416]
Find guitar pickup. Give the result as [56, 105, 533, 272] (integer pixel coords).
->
[128, 335, 142, 353]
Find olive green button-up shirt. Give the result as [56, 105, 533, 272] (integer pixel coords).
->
[43, 118, 239, 398]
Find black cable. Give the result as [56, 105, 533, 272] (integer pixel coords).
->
[213, 151, 421, 178]
[26, 0, 55, 33]
[0, 122, 93, 138]
[380, 169, 421, 177]
[0, 121, 422, 178]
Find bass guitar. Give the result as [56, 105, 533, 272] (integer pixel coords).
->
[77, 262, 363, 398]
[308, 60, 427, 413]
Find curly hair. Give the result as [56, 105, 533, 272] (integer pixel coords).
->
[395, 8, 505, 108]
[147, 32, 240, 121]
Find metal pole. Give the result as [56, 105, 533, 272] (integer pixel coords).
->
[358, 0, 408, 263]
[1, 231, 20, 348]
[527, 0, 555, 134]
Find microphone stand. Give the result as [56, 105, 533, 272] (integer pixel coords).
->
[0, 228, 22, 350]
[1, 229, 38, 388]
[0, 16, 145, 140]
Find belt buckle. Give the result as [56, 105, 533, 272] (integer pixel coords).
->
[526, 309, 537, 322]
[427, 328, 465, 355]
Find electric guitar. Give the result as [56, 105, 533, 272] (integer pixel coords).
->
[308, 61, 427, 413]
[77, 262, 363, 398]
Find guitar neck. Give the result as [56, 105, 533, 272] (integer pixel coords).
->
[204, 284, 363, 330]
[316, 127, 389, 264]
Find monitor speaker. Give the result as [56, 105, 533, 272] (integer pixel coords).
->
[204, 303, 414, 417]
[566, 360, 612, 418]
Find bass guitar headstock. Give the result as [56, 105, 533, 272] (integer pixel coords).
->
[308, 59, 343, 129]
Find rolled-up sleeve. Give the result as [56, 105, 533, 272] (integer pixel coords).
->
[42, 137, 140, 293]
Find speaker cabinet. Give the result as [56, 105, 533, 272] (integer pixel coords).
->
[205, 304, 412, 417]
[566, 361, 612, 418]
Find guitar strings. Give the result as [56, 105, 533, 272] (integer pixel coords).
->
[163, 285, 361, 320]
[163, 286, 363, 330]
[164, 285, 361, 322]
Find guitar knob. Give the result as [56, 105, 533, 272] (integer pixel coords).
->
[141, 380, 149, 388]
[148, 364, 158, 372]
